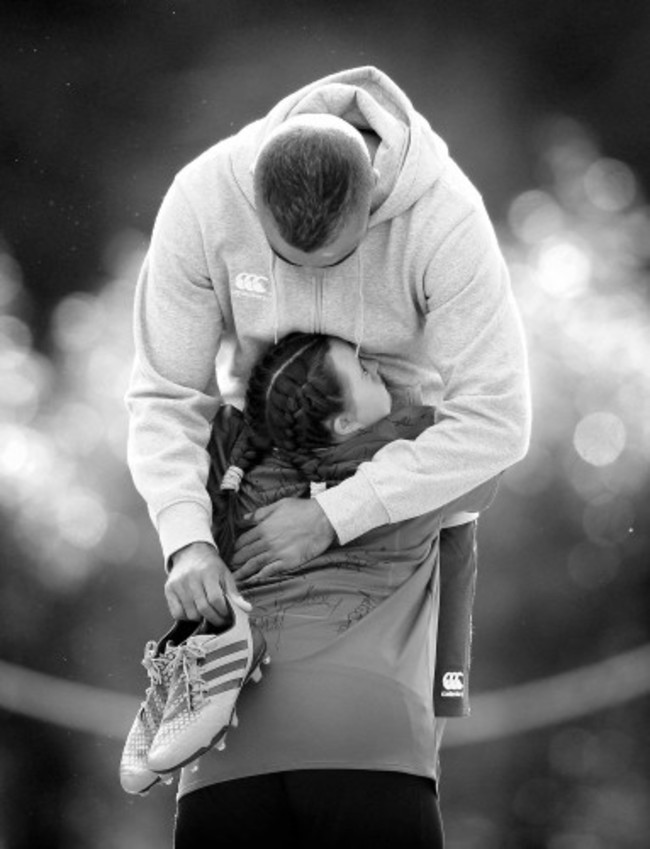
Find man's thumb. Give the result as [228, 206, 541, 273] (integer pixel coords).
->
[231, 593, 252, 612]
[222, 577, 252, 612]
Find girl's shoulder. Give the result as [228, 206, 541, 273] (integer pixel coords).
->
[320, 405, 437, 474]
[385, 404, 436, 438]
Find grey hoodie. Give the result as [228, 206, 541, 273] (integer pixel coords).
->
[126, 66, 531, 562]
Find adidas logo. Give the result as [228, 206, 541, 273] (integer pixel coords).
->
[441, 670, 464, 698]
[233, 272, 270, 299]
[200, 638, 251, 696]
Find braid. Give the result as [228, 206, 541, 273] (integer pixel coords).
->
[209, 394, 274, 563]
[212, 392, 275, 562]
[226, 420, 272, 479]
[212, 332, 345, 561]
[245, 332, 344, 481]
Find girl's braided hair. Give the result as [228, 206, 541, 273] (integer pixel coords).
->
[211, 333, 345, 562]
[230, 331, 345, 481]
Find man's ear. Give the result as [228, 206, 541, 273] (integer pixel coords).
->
[330, 412, 363, 439]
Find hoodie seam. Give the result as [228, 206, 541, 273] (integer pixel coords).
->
[174, 178, 229, 323]
[423, 206, 484, 313]
[229, 142, 258, 212]
[155, 497, 212, 526]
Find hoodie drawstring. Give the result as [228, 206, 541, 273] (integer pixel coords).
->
[269, 251, 365, 353]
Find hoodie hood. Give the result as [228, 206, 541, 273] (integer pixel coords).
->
[231, 66, 449, 226]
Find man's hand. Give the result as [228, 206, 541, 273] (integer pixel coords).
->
[231, 498, 336, 584]
[165, 541, 251, 625]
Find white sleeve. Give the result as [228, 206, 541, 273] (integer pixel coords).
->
[316, 205, 531, 544]
[125, 179, 225, 563]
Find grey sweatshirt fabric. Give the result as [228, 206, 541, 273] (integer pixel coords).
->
[126, 66, 531, 562]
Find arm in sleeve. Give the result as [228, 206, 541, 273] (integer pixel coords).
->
[125, 179, 225, 564]
[316, 204, 531, 544]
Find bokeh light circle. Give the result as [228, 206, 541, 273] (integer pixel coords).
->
[583, 158, 637, 212]
[573, 412, 626, 467]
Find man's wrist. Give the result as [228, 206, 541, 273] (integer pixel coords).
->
[169, 540, 217, 570]
[315, 473, 389, 545]
[312, 499, 337, 546]
[158, 501, 214, 567]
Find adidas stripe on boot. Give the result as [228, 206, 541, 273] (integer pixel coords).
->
[147, 600, 268, 773]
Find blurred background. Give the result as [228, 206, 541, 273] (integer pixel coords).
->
[1, 1, 649, 847]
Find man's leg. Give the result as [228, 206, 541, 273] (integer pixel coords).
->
[174, 773, 298, 848]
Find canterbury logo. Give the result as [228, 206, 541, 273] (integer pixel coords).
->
[442, 671, 465, 694]
[234, 273, 270, 296]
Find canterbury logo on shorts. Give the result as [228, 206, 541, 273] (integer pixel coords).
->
[233, 272, 270, 298]
[441, 670, 465, 697]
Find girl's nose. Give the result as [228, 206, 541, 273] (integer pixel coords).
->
[362, 358, 380, 377]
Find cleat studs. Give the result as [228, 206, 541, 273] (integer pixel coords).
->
[231, 712, 239, 728]
[250, 666, 263, 683]
[216, 738, 227, 751]
[263, 655, 271, 665]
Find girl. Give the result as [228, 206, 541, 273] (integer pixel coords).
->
[173, 332, 496, 848]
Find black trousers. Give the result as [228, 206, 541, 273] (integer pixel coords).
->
[174, 769, 445, 849]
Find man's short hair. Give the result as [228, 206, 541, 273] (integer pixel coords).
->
[255, 128, 374, 252]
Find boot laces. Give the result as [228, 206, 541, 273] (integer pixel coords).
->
[139, 643, 172, 732]
[175, 639, 208, 711]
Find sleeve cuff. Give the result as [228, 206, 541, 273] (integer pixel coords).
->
[314, 471, 391, 545]
[156, 501, 216, 570]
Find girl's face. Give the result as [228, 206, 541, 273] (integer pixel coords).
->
[326, 338, 392, 432]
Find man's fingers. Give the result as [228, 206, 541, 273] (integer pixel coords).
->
[164, 543, 246, 624]
[194, 592, 226, 625]
[166, 571, 221, 623]
[220, 571, 252, 611]
[165, 589, 187, 621]
[166, 585, 201, 621]
[198, 573, 241, 623]
[199, 571, 252, 620]
[233, 524, 263, 551]
[235, 558, 287, 588]
[243, 503, 275, 523]
[232, 537, 269, 567]
[240, 561, 285, 587]
[233, 554, 266, 583]
[233, 502, 282, 554]
[256, 561, 287, 580]
[232, 553, 270, 583]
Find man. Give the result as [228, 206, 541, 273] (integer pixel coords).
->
[126, 66, 531, 625]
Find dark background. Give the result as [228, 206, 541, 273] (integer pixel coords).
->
[1, 2, 649, 847]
